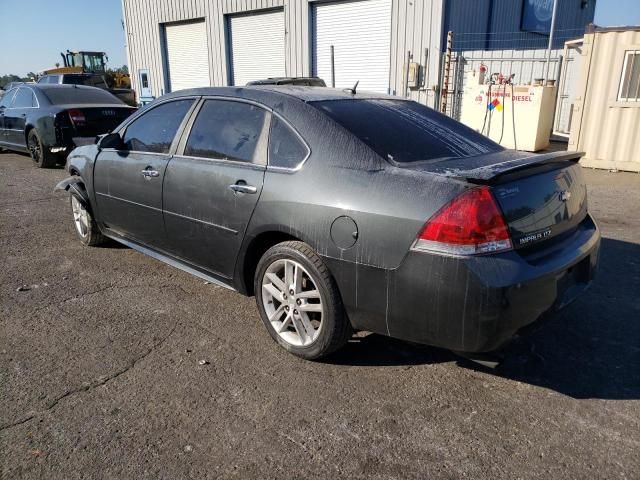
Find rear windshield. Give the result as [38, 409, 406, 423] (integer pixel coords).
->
[312, 99, 501, 164]
[63, 75, 108, 89]
[43, 87, 123, 105]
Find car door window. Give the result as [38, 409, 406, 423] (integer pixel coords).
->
[11, 88, 33, 108]
[268, 116, 309, 169]
[122, 99, 194, 153]
[184, 99, 268, 163]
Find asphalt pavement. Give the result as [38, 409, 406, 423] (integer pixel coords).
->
[1, 152, 639, 479]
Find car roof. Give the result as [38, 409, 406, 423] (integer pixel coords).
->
[42, 73, 97, 77]
[247, 77, 326, 85]
[31, 83, 105, 92]
[160, 85, 402, 107]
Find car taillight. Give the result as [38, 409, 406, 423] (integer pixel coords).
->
[68, 109, 86, 126]
[412, 186, 512, 255]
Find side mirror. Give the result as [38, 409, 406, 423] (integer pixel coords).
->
[97, 132, 123, 150]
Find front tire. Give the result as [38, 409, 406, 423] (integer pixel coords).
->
[255, 241, 352, 360]
[70, 194, 106, 246]
[27, 129, 57, 168]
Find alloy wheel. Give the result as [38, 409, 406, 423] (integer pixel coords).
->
[261, 258, 323, 346]
[71, 196, 89, 238]
[28, 133, 41, 163]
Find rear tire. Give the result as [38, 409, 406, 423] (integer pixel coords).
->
[27, 129, 57, 168]
[255, 241, 352, 360]
[70, 194, 107, 246]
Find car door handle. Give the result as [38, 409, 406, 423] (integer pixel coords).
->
[141, 168, 160, 178]
[229, 183, 257, 194]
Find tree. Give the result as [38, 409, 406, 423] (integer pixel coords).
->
[0, 75, 23, 89]
[0, 72, 40, 89]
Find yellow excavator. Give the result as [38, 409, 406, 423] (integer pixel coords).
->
[44, 50, 131, 89]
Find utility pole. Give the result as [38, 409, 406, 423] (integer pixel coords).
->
[330, 45, 335, 88]
[544, 0, 559, 85]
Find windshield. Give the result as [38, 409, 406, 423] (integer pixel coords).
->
[43, 87, 123, 105]
[83, 53, 105, 73]
[311, 99, 502, 164]
[63, 75, 108, 89]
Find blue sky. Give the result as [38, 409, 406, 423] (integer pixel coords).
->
[0, 0, 127, 76]
[1, 0, 639, 76]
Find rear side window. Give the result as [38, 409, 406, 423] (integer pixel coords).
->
[312, 99, 501, 164]
[0, 89, 17, 108]
[43, 87, 123, 105]
[123, 99, 194, 153]
[63, 75, 108, 89]
[268, 117, 308, 169]
[11, 88, 36, 108]
[184, 100, 268, 163]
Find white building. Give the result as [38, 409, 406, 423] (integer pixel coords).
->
[121, 0, 595, 110]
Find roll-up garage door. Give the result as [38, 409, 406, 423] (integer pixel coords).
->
[164, 20, 210, 92]
[313, 0, 392, 93]
[229, 10, 286, 86]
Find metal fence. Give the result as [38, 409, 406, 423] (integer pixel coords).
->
[440, 48, 564, 119]
[439, 30, 585, 127]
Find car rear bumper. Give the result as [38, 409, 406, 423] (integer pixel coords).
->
[384, 214, 600, 353]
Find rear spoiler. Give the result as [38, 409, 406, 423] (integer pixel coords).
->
[408, 150, 584, 185]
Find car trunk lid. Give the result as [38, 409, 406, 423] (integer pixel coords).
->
[405, 150, 588, 250]
[58, 105, 135, 137]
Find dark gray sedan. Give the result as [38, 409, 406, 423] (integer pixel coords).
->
[56, 86, 600, 360]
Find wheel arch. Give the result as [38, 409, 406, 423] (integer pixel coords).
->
[54, 176, 92, 213]
[24, 124, 35, 144]
[236, 230, 302, 296]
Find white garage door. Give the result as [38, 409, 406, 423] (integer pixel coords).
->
[165, 21, 210, 92]
[229, 10, 286, 86]
[313, 0, 392, 93]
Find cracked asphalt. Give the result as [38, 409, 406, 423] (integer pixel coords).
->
[1, 152, 639, 479]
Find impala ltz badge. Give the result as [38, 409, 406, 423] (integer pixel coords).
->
[559, 190, 572, 202]
[518, 228, 553, 246]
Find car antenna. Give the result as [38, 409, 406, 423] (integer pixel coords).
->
[343, 80, 359, 95]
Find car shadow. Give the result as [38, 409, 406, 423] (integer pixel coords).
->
[328, 333, 456, 367]
[326, 237, 640, 400]
[13, 150, 66, 169]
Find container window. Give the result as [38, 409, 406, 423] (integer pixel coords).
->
[618, 50, 640, 102]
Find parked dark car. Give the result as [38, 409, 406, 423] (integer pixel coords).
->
[0, 84, 135, 167]
[246, 77, 326, 87]
[38, 73, 137, 107]
[55, 86, 600, 360]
